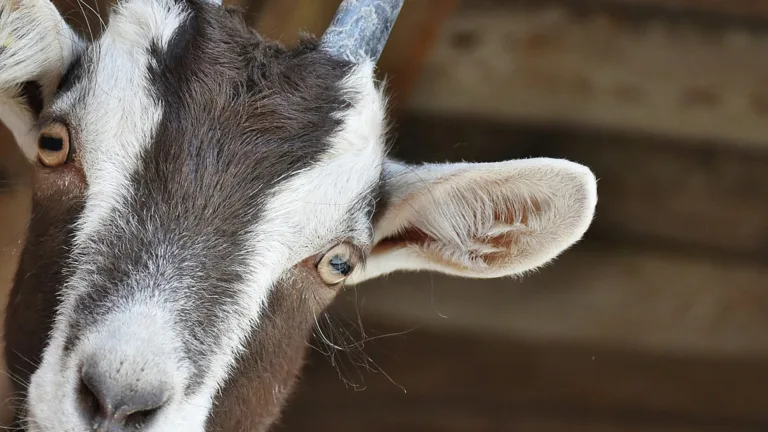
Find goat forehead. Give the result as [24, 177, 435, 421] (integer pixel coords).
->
[49, 0, 386, 240]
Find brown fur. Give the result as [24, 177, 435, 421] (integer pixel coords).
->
[4, 162, 87, 422]
[208, 267, 338, 431]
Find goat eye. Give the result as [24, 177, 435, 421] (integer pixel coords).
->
[317, 244, 356, 286]
[38, 123, 71, 167]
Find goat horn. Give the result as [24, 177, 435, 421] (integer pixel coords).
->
[321, 0, 404, 64]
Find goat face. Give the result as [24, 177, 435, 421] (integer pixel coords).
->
[1, 0, 598, 431]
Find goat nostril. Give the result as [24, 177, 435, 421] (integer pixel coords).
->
[78, 374, 106, 422]
[122, 406, 161, 427]
[78, 362, 170, 430]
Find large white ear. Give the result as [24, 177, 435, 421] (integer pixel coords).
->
[348, 157, 597, 284]
[0, 0, 80, 160]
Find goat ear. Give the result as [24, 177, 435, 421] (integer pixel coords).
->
[348, 157, 597, 284]
[0, 0, 80, 160]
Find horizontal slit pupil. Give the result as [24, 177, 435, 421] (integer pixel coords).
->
[330, 256, 351, 275]
[39, 135, 64, 152]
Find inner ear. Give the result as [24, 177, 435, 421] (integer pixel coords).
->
[376, 191, 543, 264]
[352, 157, 597, 283]
[385, 175, 546, 263]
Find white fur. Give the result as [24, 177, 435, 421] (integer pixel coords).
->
[59, 0, 188, 241]
[23, 0, 196, 430]
[0, 100, 38, 159]
[0, 0, 81, 158]
[347, 157, 598, 284]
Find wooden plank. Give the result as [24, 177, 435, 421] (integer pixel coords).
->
[406, 0, 768, 150]
[281, 415, 760, 432]
[376, 0, 459, 110]
[579, 0, 768, 20]
[280, 408, 763, 432]
[328, 244, 768, 356]
[277, 325, 768, 431]
[52, 0, 112, 39]
[0, 126, 32, 426]
[392, 115, 768, 260]
[224, 0, 269, 25]
[475, 0, 768, 22]
[253, 0, 339, 47]
[545, 132, 768, 260]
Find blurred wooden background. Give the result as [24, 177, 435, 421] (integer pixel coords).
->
[2, 0, 768, 431]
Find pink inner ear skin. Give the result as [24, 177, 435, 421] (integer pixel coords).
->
[371, 226, 432, 256]
[372, 189, 545, 271]
[477, 197, 544, 266]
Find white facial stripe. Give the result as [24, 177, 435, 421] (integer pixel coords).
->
[26, 1, 191, 430]
[56, 0, 188, 242]
[191, 62, 388, 407]
[50, 0, 189, 361]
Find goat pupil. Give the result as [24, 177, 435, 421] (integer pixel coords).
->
[329, 255, 351, 276]
[39, 135, 63, 152]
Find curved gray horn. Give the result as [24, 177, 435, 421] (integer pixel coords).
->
[321, 0, 404, 63]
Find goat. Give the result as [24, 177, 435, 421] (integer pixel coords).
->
[0, 0, 598, 430]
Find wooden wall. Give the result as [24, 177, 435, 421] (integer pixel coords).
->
[0, 125, 31, 426]
[2, 0, 768, 431]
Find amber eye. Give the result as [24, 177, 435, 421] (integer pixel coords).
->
[317, 244, 357, 286]
[38, 123, 71, 167]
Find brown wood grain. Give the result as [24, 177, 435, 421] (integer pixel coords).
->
[0, 124, 32, 427]
[473, 0, 768, 22]
[407, 0, 768, 151]
[278, 323, 768, 431]
[332, 245, 768, 357]
[376, 0, 459, 111]
[580, 0, 768, 20]
[254, 0, 339, 47]
[393, 114, 768, 261]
